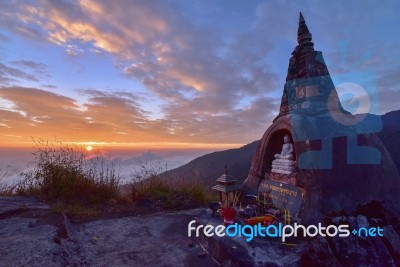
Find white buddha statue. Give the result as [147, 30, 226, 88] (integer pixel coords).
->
[274, 134, 294, 160]
[271, 134, 296, 175]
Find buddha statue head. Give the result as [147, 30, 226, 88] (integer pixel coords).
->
[284, 134, 291, 143]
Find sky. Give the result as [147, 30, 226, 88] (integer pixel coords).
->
[0, 0, 399, 174]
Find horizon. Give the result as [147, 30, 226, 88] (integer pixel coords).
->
[1, 1, 400, 167]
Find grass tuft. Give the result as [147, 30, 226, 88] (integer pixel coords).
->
[132, 174, 214, 208]
[16, 139, 120, 206]
[2, 139, 215, 215]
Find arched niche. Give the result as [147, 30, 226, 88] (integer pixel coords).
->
[262, 129, 296, 178]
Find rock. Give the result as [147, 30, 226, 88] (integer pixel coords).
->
[332, 215, 347, 225]
[208, 201, 221, 217]
[66, 209, 213, 266]
[0, 217, 64, 266]
[0, 196, 49, 216]
[300, 237, 340, 267]
[330, 232, 389, 266]
[348, 216, 358, 230]
[370, 237, 396, 266]
[0, 196, 218, 267]
[370, 218, 383, 226]
[2, 196, 400, 266]
[357, 215, 369, 228]
[197, 251, 206, 257]
[383, 225, 400, 258]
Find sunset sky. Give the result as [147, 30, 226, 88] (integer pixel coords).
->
[0, 0, 399, 152]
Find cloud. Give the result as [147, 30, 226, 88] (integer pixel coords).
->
[42, 84, 57, 89]
[0, 86, 163, 144]
[0, 1, 46, 41]
[0, 0, 398, 147]
[0, 87, 87, 145]
[0, 0, 282, 145]
[10, 60, 49, 77]
[0, 62, 39, 84]
[109, 151, 164, 166]
[0, 59, 50, 86]
[0, 86, 277, 145]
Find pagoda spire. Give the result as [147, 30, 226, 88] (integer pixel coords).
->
[275, 11, 341, 119]
[297, 12, 314, 51]
[299, 12, 305, 23]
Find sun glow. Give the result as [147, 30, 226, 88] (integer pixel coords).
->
[1, 140, 244, 150]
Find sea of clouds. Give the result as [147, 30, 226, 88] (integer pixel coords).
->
[0, 148, 213, 186]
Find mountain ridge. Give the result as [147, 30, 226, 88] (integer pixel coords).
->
[160, 110, 400, 187]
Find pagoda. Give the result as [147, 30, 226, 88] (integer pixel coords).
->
[242, 13, 400, 223]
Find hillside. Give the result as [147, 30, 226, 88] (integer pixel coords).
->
[161, 110, 400, 187]
[377, 110, 400, 172]
[160, 140, 260, 187]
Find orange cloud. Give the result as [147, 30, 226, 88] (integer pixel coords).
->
[0, 1, 282, 149]
[0, 86, 276, 148]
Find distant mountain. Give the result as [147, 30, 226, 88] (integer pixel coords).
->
[382, 110, 400, 131]
[161, 110, 400, 187]
[160, 140, 260, 187]
[377, 110, 400, 172]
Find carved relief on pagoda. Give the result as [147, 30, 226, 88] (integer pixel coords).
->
[295, 85, 319, 99]
[280, 104, 289, 113]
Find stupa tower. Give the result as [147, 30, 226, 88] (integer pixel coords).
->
[242, 13, 400, 223]
[277, 12, 345, 121]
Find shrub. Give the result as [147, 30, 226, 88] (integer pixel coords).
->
[18, 139, 119, 205]
[132, 171, 214, 207]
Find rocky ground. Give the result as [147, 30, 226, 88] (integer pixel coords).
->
[196, 211, 400, 266]
[0, 196, 217, 266]
[2, 196, 400, 266]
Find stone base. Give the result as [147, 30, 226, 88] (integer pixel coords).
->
[271, 158, 296, 174]
[267, 172, 297, 186]
[271, 168, 295, 175]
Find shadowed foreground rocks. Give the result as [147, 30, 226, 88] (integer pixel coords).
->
[2, 196, 400, 266]
[196, 210, 400, 267]
[0, 196, 217, 267]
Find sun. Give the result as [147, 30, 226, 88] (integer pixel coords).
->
[86, 145, 93, 151]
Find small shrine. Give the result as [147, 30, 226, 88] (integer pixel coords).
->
[211, 166, 241, 208]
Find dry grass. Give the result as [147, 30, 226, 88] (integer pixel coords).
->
[16, 139, 120, 206]
[51, 202, 99, 218]
[2, 139, 215, 215]
[131, 163, 214, 208]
